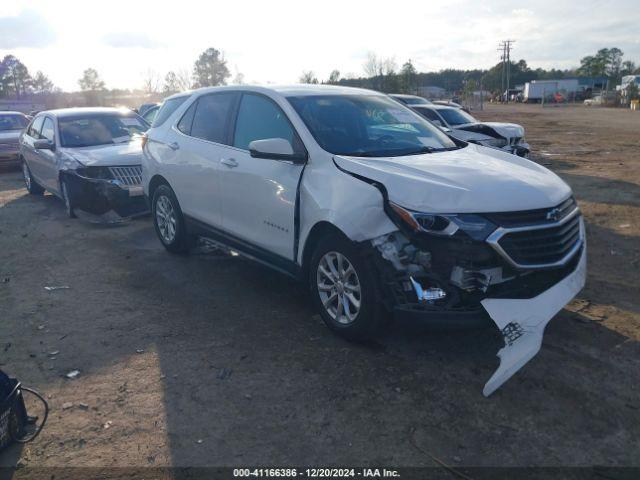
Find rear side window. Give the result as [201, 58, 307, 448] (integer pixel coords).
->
[151, 96, 189, 127]
[177, 101, 197, 135]
[415, 107, 441, 122]
[233, 94, 295, 150]
[41, 118, 55, 142]
[190, 93, 236, 144]
[28, 116, 45, 138]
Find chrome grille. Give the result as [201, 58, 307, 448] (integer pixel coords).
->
[108, 166, 142, 186]
[485, 197, 576, 227]
[487, 208, 583, 269]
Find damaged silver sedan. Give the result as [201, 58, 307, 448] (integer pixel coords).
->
[19, 108, 149, 220]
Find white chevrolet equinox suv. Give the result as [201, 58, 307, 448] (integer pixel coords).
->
[142, 85, 586, 395]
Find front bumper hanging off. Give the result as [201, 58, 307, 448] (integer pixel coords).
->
[481, 245, 586, 396]
[65, 171, 148, 219]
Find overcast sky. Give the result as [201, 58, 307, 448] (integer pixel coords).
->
[1, 0, 638, 91]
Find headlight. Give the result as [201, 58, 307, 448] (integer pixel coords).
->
[389, 202, 496, 240]
[480, 138, 508, 148]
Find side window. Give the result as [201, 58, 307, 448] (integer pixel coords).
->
[151, 96, 188, 127]
[418, 108, 441, 122]
[41, 118, 55, 142]
[177, 101, 197, 135]
[233, 94, 295, 151]
[190, 93, 236, 144]
[28, 116, 45, 139]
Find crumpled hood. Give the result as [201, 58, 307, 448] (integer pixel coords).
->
[61, 139, 143, 167]
[457, 122, 524, 140]
[0, 130, 22, 144]
[447, 128, 494, 143]
[334, 144, 571, 213]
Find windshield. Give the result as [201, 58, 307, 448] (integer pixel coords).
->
[59, 114, 147, 148]
[438, 108, 476, 126]
[403, 97, 430, 105]
[287, 95, 457, 157]
[0, 114, 29, 131]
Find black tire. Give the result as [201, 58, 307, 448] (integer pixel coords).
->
[22, 159, 44, 195]
[309, 234, 385, 341]
[60, 177, 77, 218]
[151, 184, 191, 253]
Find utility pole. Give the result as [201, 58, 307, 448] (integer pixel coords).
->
[497, 40, 515, 102]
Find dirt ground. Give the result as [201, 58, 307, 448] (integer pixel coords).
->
[0, 104, 639, 476]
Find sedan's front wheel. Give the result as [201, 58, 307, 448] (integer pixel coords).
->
[310, 234, 385, 340]
[22, 160, 44, 195]
[61, 178, 76, 218]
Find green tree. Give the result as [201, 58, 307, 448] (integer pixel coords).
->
[578, 48, 625, 82]
[192, 48, 230, 87]
[78, 68, 105, 91]
[32, 71, 54, 93]
[0, 55, 32, 98]
[400, 60, 417, 94]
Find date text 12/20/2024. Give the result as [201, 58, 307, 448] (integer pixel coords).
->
[233, 468, 401, 478]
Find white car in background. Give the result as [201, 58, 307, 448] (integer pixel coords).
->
[142, 85, 585, 396]
[409, 103, 531, 157]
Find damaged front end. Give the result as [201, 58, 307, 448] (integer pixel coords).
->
[366, 195, 586, 396]
[63, 165, 148, 220]
[457, 124, 530, 157]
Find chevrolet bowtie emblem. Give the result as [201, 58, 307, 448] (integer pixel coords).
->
[546, 207, 561, 221]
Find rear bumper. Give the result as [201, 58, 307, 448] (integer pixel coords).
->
[65, 172, 148, 218]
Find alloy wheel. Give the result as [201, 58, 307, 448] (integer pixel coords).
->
[22, 162, 31, 190]
[316, 251, 362, 325]
[155, 195, 177, 243]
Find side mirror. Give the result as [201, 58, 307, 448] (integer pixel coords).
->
[431, 120, 443, 127]
[34, 139, 55, 151]
[249, 138, 307, 164]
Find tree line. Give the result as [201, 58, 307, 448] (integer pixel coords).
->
[301, 47, 640, 95]
[2, 46, 638, 103]
[0, 47, 235, 101]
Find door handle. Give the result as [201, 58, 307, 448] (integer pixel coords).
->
[220, 158, 238, 168]
[168, 141, 180, 151]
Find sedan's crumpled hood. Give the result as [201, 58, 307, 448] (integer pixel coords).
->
[0, 130, 22, 144]
[457, 122, 524, 140]
[334, 144, 571, 213]
[447, 129, 494, 143]
[61, 139, 143, 167]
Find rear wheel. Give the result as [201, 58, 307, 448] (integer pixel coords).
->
[22, 160, 44, 195]
[152, 184, 191, 253]
[309, 234, 385, 341]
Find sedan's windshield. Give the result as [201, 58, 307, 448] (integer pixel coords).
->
[59, 114, 147, 148]
[287, 94, 457, 157]
[0, 114, 29, 131]
[438, 108, 476, 126]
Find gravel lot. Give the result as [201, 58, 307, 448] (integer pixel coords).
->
[1, 103, 639, 476]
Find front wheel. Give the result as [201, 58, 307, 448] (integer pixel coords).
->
[152, 184, 191, 253]
[309, 234, 385, 341]
[60, 178, 76, 218]
[22, 160, 44, 195]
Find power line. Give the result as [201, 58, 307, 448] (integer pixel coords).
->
[497, 40, 515, 102]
